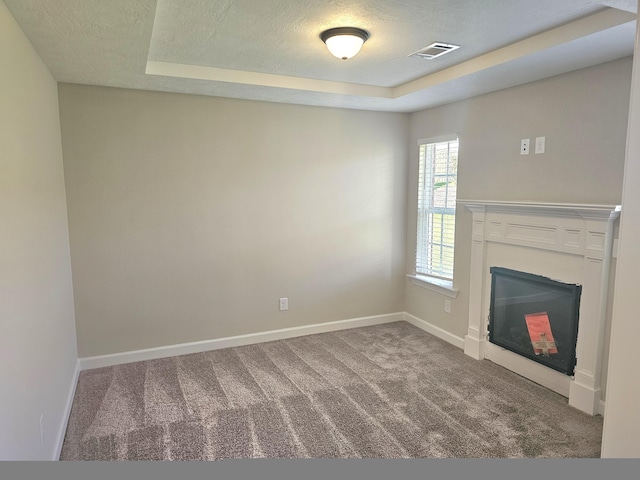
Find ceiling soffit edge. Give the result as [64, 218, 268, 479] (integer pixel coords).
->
[145, 8, 636, 101]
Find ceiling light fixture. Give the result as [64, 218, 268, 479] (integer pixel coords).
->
[320, 27, 369, 60]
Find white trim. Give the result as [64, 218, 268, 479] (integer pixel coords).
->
[79, 313, 405, 370]
[417, 133, 458, 145]
[404, 312, 465, 350]
[407, 274, 459, 298]
[485, 343, 570, 397]
[146, 60, 392, 99]
[598, 399, 606, 417]
[569, 378, 603, 415]
[457, 199, 621, 220]
[54, 360, 80, 461]
[464, 332, 486, 360]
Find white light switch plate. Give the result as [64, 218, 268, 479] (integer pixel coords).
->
[535, 136, 546, 154]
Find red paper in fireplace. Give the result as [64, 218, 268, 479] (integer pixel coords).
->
[525, 312, 558, 356]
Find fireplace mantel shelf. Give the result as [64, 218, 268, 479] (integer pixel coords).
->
[457, 200, 621, 220]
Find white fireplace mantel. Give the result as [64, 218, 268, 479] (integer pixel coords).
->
[459, 200, 620, 415]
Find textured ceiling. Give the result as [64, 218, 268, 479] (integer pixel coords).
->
[4, 0, 638, 112]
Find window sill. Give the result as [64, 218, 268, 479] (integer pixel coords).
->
[407, 274, 459, 299]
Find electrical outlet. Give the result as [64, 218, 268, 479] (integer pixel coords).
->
[279, 297, 288, 311]
[520, 138, 530, 155]
[444, 299, 451, 313]
[535, 136, 546, 154]
[39, 414, 45, 446]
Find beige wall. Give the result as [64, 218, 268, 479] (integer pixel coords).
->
[58, 85, 409, 357]
[0, 1, 78, 460]
[405, 58, 632, 359]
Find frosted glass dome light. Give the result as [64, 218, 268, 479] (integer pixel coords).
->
[320, 27, 369, 60]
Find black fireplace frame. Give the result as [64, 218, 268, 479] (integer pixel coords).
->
[488, 267, 582, 376]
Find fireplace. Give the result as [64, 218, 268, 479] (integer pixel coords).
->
[460, 200, 620, 415]
[488, 267, 581, 376]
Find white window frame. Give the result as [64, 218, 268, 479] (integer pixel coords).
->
[408, 134, 459, 298]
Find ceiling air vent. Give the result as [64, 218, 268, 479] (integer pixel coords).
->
[409, 42, 460, 60]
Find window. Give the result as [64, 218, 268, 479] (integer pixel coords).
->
[415, 135, 458, 282]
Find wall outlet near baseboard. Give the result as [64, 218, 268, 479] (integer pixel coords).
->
[444, 299, 451, 313]
[279, 298, 288, 311]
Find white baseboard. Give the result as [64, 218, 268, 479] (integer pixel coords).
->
[79, 312, 405, 371]
[569, 380, 604, 416]
[403, 312, 465, 350]
[54, 359, 80, 460]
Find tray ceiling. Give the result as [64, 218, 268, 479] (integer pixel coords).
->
[4, 0, 637, 112]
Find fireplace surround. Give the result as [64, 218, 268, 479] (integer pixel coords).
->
[460, 200, 620, 415]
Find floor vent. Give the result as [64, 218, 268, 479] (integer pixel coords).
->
[409, 42, 460, 59]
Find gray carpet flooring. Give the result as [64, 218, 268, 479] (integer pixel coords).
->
[60, 321, 603, 460]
